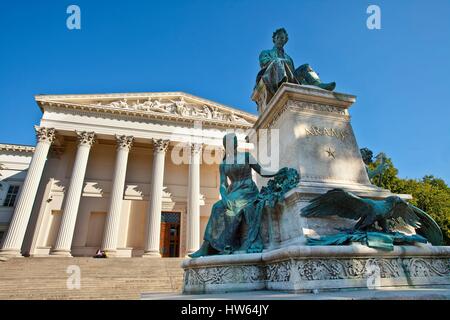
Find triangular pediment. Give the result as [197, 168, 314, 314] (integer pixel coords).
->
[35, 92, 257, 128]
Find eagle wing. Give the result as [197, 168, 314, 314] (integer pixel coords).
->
[388, 200, 443, 245]
[387, 200, 421, 229]
[301, 189, 372, 220]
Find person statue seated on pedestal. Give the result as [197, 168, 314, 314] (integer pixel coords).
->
[256, 28, 336, 97]
[189, 133, 280, 258]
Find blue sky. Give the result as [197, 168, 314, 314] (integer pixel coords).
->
[0, 0, 449, 182]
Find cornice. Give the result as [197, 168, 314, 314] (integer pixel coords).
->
[35, 91, 257, 129]
[39, 101, 255, 130]
[0, 144, 35, 153]
[254, 83, 355, 130]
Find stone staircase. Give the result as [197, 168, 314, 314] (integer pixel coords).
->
[0, 257, 185, 300]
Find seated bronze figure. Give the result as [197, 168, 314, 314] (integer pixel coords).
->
[256, 28, 336, 97]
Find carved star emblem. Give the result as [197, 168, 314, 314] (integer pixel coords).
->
[325, 147, 336, 159]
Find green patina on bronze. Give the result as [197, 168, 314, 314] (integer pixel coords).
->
[301, 188, 443, 250]
[305, 231, 428, 251]
[189, 134, 299, 258]
[250, 167, 300, 246]
[256, 28, 336, 96]
[361, 148, 389, 184]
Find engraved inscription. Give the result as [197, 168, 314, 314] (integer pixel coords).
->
[288, 100, 346, 116]
[305, 126, 347, 141]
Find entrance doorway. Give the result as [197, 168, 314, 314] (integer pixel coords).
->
[160, 212, 181, 257]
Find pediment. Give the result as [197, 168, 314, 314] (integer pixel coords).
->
[35, 92, 257, 128]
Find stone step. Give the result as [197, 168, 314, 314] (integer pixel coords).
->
[0, 257, 185, 299]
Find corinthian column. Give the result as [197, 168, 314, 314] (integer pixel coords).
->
[143, 139, 169, 257]
[186, 143, 202, 255]
[0, 127, 56, 257]
[51, 131, 95, 257]
[101, 135, 133, 256]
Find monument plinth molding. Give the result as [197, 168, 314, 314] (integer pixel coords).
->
[182, 245, 450, 294]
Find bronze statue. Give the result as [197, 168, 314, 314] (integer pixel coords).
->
[189, 133, 282, 258]
[301, 188, 443, 246]
[360, 148, 389, 185]
[256, 28, 336, 97]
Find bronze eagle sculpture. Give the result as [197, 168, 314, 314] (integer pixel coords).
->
[301, 189, 443, 245]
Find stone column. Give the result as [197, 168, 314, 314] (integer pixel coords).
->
[51, 131, 95, 257]
[101, 135, 133, 256]
[186, 143, 202, 255]
[143, 139, 169, 258]
[0, 127, 56, 257]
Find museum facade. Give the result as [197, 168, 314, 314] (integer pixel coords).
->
[0, 92, 256, 258]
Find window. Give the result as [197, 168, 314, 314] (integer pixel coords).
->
[4, 185, 20, 207]
[0, 231, 4, 246]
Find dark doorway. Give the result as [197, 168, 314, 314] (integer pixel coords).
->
[160, 212, 181, 257]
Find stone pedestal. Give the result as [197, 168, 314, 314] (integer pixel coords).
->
[253, 83, 381, 190]
[182, 245, 450, 294]
[252, 83, 408, 246]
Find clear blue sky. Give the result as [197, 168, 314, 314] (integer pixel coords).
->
[0, 0, 449, 182]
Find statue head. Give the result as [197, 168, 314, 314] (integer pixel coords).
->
[360, 148, 373, 165]
[385, 196, 405, 207]
[272, 28, 288, 49]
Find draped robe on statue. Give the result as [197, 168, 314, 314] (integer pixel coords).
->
[256, 47, 336, 95]
[203, 154, 262, 253]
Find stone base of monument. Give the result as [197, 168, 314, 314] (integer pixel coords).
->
[182, 245, 450, 294]
[248, 82, 417, 246]
[259, 185, 415, 251]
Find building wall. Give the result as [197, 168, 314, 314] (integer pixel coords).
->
[0, 148, 33, 245]
[27, 140, 220, 257]
[0, 92, 257, 257]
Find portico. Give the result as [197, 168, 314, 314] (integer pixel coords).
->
[0, 92, 256, 258]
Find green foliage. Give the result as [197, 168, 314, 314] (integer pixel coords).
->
[367, 157, 399, 190]
[365, 149, 450, 245]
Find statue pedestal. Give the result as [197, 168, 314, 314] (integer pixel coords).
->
[182, 245, 450, 294]
[252, 83, 408, 248]
[252, 82, 382, 191]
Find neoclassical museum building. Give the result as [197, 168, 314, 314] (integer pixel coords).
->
[0, 92, 256, 258]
